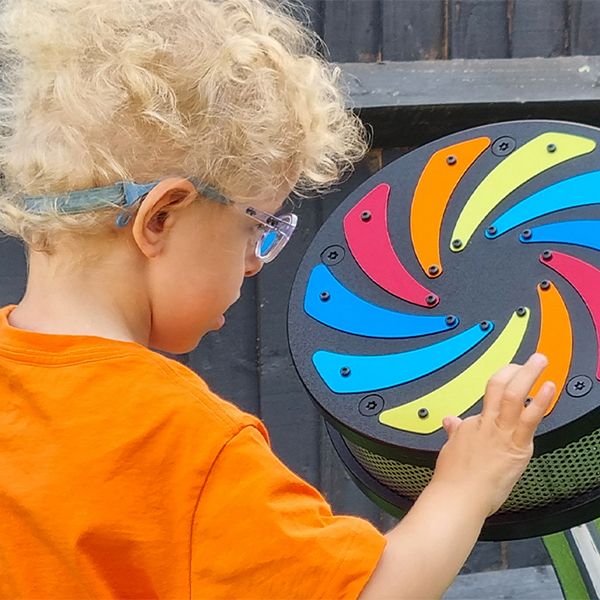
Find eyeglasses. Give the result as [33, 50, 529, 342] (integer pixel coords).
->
[243, 206, 298, 263]
[23, 177, 298, 263]
[123, 179, 298, 263]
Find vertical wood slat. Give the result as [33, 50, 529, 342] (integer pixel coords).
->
[510, 0, 567, 58]
[0, 238, 27, 307]
[570, 0, 600, 56]
[449, 0, 510, 59]
[323, 0, 381, 63]
[381, 0, 446, 61]
[292, 0, 324, 39]
[188, 278, 260, 416]
[256, 200, 324, 487]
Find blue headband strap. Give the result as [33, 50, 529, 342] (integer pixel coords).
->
[22, 178, 232, 227]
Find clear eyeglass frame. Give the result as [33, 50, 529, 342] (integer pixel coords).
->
[243, 206, 298, 263]
[119, 179, 298, 263]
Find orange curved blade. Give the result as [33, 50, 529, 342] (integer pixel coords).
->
[410, 137, 490, 278]
[532, 282, 573, 416]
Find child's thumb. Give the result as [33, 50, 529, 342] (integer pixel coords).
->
[442, 415, 462, 438]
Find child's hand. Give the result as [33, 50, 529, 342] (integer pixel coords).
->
[431, 353, 555, 517]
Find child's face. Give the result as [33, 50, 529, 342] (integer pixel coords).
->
[133, 179, 289, 354]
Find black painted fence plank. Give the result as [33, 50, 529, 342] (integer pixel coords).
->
[256, 198, 324, 487]
[290, 0, 324, 38]
[381, 0, 445, 61]
[449, 0, 510, 59]
[188, 278, 260, 416]
[511, 0, 567, 58]
[342, 56, 600, 109]
[0, 238, 27, 307]
[323, 0, 381, 62]
[570, 0, 600, 56]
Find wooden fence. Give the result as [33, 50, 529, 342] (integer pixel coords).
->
[297, 0, 600, 62]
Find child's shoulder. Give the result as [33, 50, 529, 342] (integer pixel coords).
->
[116, 346, 265, 442]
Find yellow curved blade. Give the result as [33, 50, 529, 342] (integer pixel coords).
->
[379, 309, 530, 434]
[450, 133, 596, 252]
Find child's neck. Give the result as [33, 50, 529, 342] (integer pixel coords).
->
[9, 248, 151, 346]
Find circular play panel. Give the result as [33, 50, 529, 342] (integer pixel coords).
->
[288, 120, 600, 540]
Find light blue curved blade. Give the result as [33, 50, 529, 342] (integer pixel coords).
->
[312, 322, 494, 393]
[520, 220, 600, 251]
[485, 171, 600, 239]
[304, 264, 458, 338]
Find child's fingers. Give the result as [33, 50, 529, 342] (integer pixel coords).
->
[442, 415, 462, 438]
[513, 381, 556, 448]
[495, 354, 549, 430]
[481, 364, 521, 418]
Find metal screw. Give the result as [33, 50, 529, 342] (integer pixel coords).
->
[320, 291, 330, 302]
[542, 250, 553, 261]
[516, 306, 527, 317]
[418, 408, 429, 419]
[426, 294, 438, 306]
[361, 210, 372, 222]
[452, 239, 463, 249]
[540, 280, 551, 291]
[547, 143, 557, 153]
[321, 245, 345, 266]
[487, 226, 497, 236]
[522, 229, 532, 240]
[446, 155, 457, 166]
[340, 366, 351, 377]
[480, 320, 491, 331]
[445, 315, 457, 326]
[428, 264, 440, 276]
[359, 395, 384, 416]
[567, 375, 593, 398]
[492, 136, 517, 157]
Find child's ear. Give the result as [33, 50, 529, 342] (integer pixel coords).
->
[131, 178, 197, 258]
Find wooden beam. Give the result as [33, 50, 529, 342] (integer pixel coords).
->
[448, 0, 509, 59]
[340, 55, 600, 147]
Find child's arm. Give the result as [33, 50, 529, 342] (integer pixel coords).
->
[359, 353, 555, 600]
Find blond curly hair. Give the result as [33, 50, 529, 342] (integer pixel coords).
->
[0, 0, 367, 252]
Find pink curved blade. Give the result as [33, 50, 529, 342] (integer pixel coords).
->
[540, 250, 600, 379]
[344, 183, 438, 307]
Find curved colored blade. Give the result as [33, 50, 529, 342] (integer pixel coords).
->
[531, 282, 572, 416]
[304, 264, 459, 338]
[313, 322, 493, 394]
[410, 137, 491, 278]
[379, 309, 530, 434]
[540, 251, 600, 380]
[520, 220, 600, 252]
[451, 133, 596, 252]
[487, 171, 600, 239]
[344, 183, 439, 307]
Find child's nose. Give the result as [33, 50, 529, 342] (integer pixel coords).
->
[245, 254, 264, 278]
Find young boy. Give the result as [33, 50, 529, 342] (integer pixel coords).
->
[0, 0, 554, 598]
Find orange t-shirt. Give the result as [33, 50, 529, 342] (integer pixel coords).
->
[0, 304, 386, 599]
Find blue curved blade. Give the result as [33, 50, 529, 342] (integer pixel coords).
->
[520, 220, 600, 251]
[485, 171, 600, 239]
[313, 322, 494, 394]
[304, 264, 458, 338]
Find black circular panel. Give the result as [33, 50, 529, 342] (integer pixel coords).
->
[288, 120, 600, 540]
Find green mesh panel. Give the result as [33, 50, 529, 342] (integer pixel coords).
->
[345, 426, 600, 513]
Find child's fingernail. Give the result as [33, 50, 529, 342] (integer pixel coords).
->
[543, 381, 555, 393]
[531, 353, 548, 367]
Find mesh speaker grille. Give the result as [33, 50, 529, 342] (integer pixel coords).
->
[346, 426, 600, 513]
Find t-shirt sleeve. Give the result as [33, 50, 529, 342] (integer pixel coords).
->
[190, 425, 387, 600]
